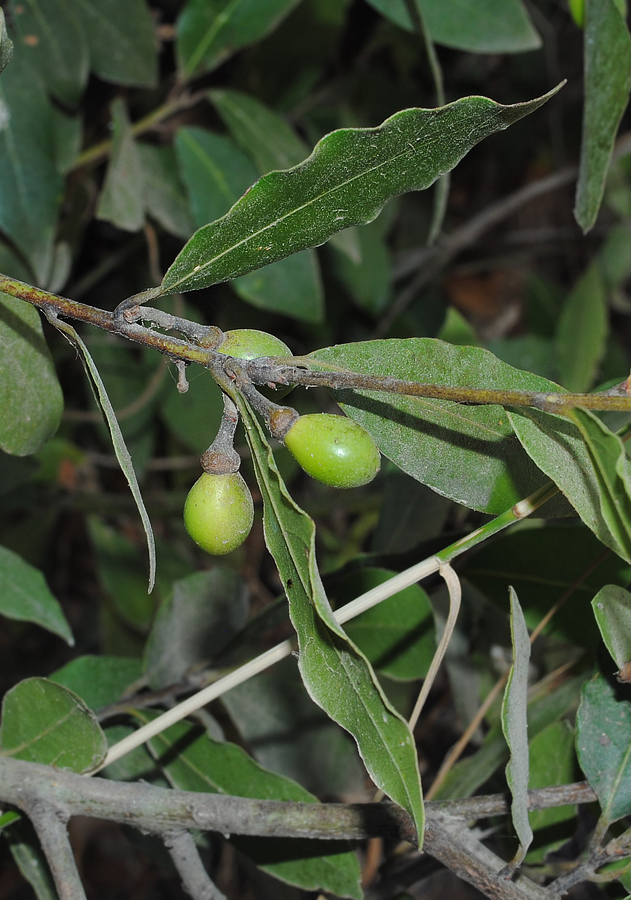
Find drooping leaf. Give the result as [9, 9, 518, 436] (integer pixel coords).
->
[0, 545, 72, 644]
[364, 0, 541, 53]
[175, 125, 323, 321]
[576, 673, 631, 825]
[11, 0, 88, 106]
[48, 318, 156, 592]
[0, 292, 63, 456]
[97, 98, 145, 232]
[135, 712, 363, 898]
[0, 9, 13, 75]
[236, 394, 425, 843]
[176, 0, 302, 78]
[160, 88, 560, 297]
[310, 339, 561, 515]
[501, 588, 533, 869]
[144, 569, 250, 689]
[66, 0, 157, 88]
[0, 47, 63, 282]
[556, 263, 608, 392]
[575, 0, 631, 231]
[591, 584, 631, 671]
[0, 678, 107, 772]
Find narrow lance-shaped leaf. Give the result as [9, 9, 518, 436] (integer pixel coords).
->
[160, 87, 562, 296]
[47, 316, 156, 592]
[501, 587, 533, 871]
[234, 394, 425, 844]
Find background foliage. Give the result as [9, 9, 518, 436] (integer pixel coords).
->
[2, 0, 631, 898]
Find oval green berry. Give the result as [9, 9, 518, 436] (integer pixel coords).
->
[218, 329, 291, 360]
[184, 472, 254, 555]
[283, 413, 381, 489]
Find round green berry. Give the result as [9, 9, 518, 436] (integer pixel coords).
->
[218, 329, 293, 398]
[283, 413, 381, 489]
[184, 472, 254, 555]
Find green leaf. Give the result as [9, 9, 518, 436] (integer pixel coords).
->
[592, 584, 631, 671]
[0, 9, 13, 75]
[0, 47, 64, 282]
[575, 0, 631, 231]
[0, 545, 72, 644]
[135, 712, 363, 898]
[331, 217, 392, 316]
[50, 319, 156, 592]
[176, 0, 302, 78]
[556, 263, 608, 392]
[210, 88, 309, 173]
[144, 569, 250, 689]
[138, 143, 194, 240]
[527, 721, 576, 863]
[0, 293, 63, 456]
[160, 88, 560, 296]
[96, 98, 145, 232]
[334, 568, 435, 681]
[311, 339, 558, 514]
[51, 655, 143, 710]
[364, 0, 541, 53]
[236, 394, 425, 843]
[501, 588, 533, 869]
[175, 125, 323, 320]
[11, 0, 88, 106]
[0, 677, 107, 772]
[576, 673, 631, 824]
[66, 0, 157, 88]
[160, 364, 224, 453]
[221, 659, 366, 797]
[6, 820, 58, 900]
[566, 408, 631, 563]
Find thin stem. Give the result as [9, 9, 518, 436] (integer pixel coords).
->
[163, 831, 226, 900]
[24, 801, 85, 900]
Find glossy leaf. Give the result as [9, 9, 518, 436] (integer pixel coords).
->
[556, 263, 608, 392]
[0, 48, 63, 282]
[97, 98, 145, 232]
[144, 569, 250, 689]
[575, 0, 631, 231]
[160, 89, 559, 296]
[0, 9, 13, 75]
[11, 0, 88, 106]
[501, 588, 533, 868]
[311, 339, 558, 514]
[0, 677, 107, 772]
[236, 394, 425, 843]
[0, 293, 63, 456]
[576, 673, 631, 824]
[176, 0, 301, 78]
[175, 125, 323, 321]
[591, 584, 631, 671]
[0, 546, 72, 644]
[364, 0, 541, 53]
[50, 320, 156, 592]
[66, 0, 157, 88]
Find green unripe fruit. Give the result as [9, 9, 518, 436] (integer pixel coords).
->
[218, 329, 293, 398]
[184, 472, 254, 555]
[283, 413, 381, 489]
[218, 328, 291, 360]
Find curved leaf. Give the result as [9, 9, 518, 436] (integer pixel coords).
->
[235, 394, 425, 843]
[160, 88, 561, 296]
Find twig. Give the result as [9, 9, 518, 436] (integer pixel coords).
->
[22, 799, 86, 900]
[163, 830, 226, 900]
